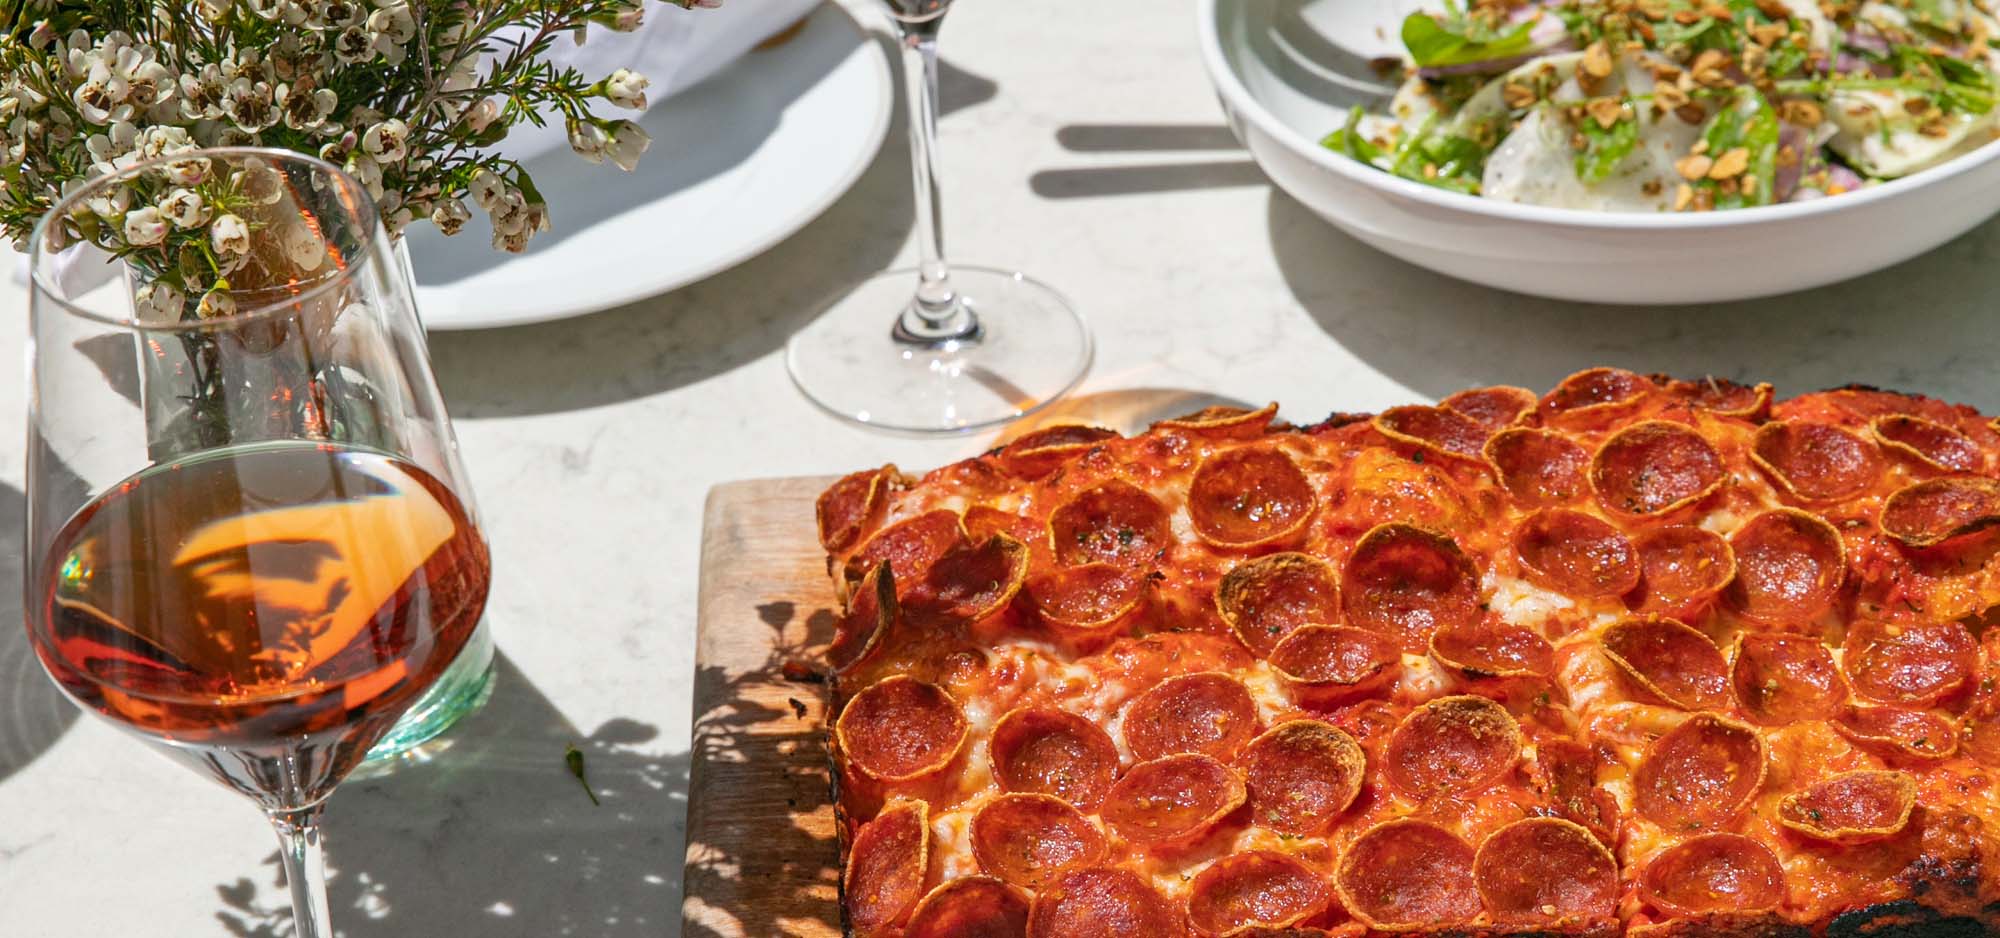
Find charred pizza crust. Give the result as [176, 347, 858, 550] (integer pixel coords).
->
[813, 370, 2000, 937]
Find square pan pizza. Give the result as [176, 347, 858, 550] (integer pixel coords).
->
[810, 368, 2000, 938]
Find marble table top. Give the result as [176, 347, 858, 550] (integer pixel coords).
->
[5, 0, 2000, 935]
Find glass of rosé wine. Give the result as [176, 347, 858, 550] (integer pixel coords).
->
[785, 0, 1092, 434]
[24, 149, 490, 938]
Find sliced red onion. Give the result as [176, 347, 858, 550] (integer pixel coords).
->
[1828, 164, 1864, 191]
[1773, 124, 1808, 201]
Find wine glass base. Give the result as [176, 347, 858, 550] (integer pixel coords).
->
[356, 620, 496, 774]
[787, 266, 1092, 435]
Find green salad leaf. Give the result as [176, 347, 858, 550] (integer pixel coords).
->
[1401, 10, 1539, 68]
[1322, 106, 1387, 164]
[1575, 105, 1639, 183]
[1698, 90, 1781, 208]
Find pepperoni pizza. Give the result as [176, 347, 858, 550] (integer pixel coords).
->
[811, 369, 2000, 937]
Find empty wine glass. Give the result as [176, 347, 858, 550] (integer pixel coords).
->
[786, 0, 1092, 434]
[24, 148, 490, 937]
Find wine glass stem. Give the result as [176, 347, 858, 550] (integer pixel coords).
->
[268, 805, 336, 938]
[890, 13, 982, 347]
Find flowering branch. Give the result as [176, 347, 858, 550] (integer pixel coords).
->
[0, 0, 717, 323]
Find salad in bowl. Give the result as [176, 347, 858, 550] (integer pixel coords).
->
[1326, 0, 2000, 211]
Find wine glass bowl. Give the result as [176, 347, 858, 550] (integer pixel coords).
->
[784, 0, 1092, 434]
[24, 148, 489, 936]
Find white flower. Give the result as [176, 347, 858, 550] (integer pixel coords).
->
[72, 62, 129, 125]
[82, 183, 130, 221]
[308, 0, 365, 29]
[197, 0, 234, 23]
[492, 225, 531, 253]
[276, 83, 337, 130]
[431, 198, 471, 236]
[84, 120, 139, 173]
[603, 2, 644, 31]
[333, 25, 375, 63]
[197, 287, 236, 319]
[178, 64, 227, 120]
[28, 20, 57, 51]
[221, 77, 277, 132]
[134, 280, 185, 323]
[440, 59, 478, 95]
[367, 4, 416, 44]
[489, 188, 530, 235]
[159, 188, 210, 228]
[163, 156, 211, 186]
[467, 168, 505, 210]
[604, 68, 649, 110]
[567, 120, 607, 164]
[603, 121, 649, 172]
[135, 125, 194, 160]
[280, 223, 325, 270]
[361, 118, 408, 163]
[211, 213, 249, 256]
[464, 97, 502, 134]
[232, 159, 285, 205]
[345, 152, 384, 197]
[121, 206, 168, 246]
[119, 54, 174, 111]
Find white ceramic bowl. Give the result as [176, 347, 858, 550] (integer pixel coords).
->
[1198, 0, 2000, 304]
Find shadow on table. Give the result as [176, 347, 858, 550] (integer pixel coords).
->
[1267, 190, 2000, 410]
[423, 47, 997, 420]
[0, 480, 84, 786]
[212, 653, 686, 938]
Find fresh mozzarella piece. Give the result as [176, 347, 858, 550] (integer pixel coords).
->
[1779, 0, 1838, 52]
[1827, 89, 2000, 176]
[1482, 54, 1710, 211]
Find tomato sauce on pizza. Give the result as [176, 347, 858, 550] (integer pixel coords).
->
[814, 370, 2000, 937]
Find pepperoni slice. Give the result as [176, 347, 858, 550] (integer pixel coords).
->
[1028, 868, 1180, 938]
[1374, 405, 1489, 461]
[1155, 402, 1280, 439]
[1269, 625, 1402, 709]
[1842, 619, 1977, 706]
[1334, 819, 1481, 930]
[845, 800, 930, 933]
[852, 510, 966, 590]
[1385, 695, 1523, 801]
[1239, 720, 1365, 834]
[1879, 477, 2000, 548]
[1778, 770, 1918, 844]
[830, 561, 898, 673]
[1751, 421, 1882, 503]
[1638, 834, 1785, 917]
[1050, 480, 1173, 569]
[1187, 851, 1332, 936]
[1873, 414, 1984, 474]
[1723, 508, 1846, 626]
[1442, 385, 1536, 431]
[1629, 526, 1735, 615]
[971, 794, 1107, 890]
[1730, 633, 1848, 725]
[989, 708, 1119, 810]
[1832, 704, 1958, 761]
[836, 677, 969, 783]
[966, 505, 1050, 558]
[1100, 753, 1246, 846]
[1429, 621, 1555, 681]
[1591, 421, 1725, 518]
[998, 425, 1118, 478]
[819, 465, 894, 553]
[1632, 713, 1767, 831]
[1541, 367, 1655, 424]
[1123, 672, 1261, 762]
[1663, 376, 1773, 420]
[1026, 563, 1144, 640]
[1216, 553, 1342, 658]
[1187, 447, 1318, 549]
[912, 533, 1030, 625]
[1473, 818, 1618, 925]
[1536, 739, 1618, 846]
[904, 876, 1030, 938]
[1512, 508, 1642, 598]
[1600, 616, 1730, 711]
[1485, 428, 1591, 507]
[1341, 523, 1481, 653]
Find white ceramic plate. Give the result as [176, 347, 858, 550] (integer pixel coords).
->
[407, 2, 892, 329]
[1198, 0, 2000, 304]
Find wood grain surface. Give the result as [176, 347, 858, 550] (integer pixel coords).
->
[683, 475, 844, 938]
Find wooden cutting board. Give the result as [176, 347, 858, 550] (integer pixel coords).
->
[683, 475, 845, 938]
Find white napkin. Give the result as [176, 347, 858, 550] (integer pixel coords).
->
[496, 0, 824, 163]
